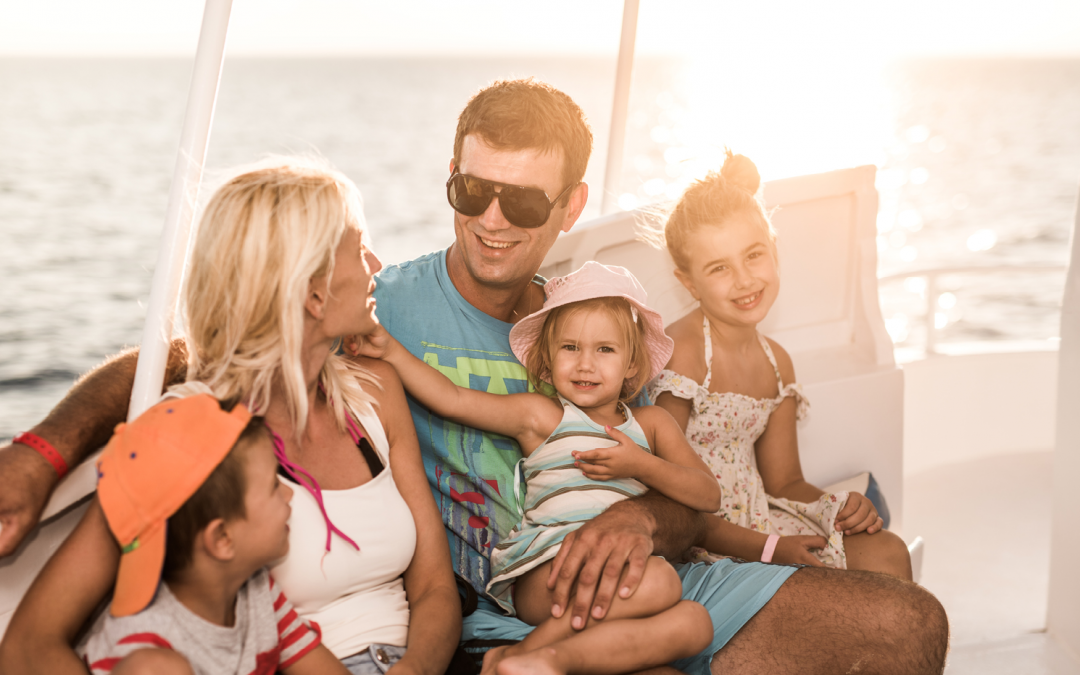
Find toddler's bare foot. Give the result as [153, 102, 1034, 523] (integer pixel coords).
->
[497, 647, 563, 675]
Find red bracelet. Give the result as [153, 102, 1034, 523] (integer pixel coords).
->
[13, 432, 69, 480]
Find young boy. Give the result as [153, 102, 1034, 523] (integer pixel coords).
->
[80, 394, 348, 675]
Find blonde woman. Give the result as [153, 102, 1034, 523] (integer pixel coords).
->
[0, 158, 461, 675]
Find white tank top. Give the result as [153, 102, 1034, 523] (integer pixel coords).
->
[269, 401, 417, 659]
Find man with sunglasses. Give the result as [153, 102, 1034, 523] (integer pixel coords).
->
[371, 80, 947, 675]
[0, 79, 947, 675]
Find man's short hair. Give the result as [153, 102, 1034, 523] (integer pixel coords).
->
[160, 416, 268, 580]
[453, 78, 594, 197]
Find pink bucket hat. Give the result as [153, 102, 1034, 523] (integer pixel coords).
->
[509, 261, 674, 383]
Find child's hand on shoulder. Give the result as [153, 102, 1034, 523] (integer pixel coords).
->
[773, 535, 827, 567]
[834, 492, 884, 536]
[572, 426, 647, 482]
[346, 324, 393, 360]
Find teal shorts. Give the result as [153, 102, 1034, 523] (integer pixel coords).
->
[461, 558, 797, 674]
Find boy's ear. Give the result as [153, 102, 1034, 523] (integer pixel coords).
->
[673, 267, 700, 301]
[199, 518, 236, 563]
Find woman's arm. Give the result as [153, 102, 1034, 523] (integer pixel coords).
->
[367, 360, 460, 675]
[0, 498, 120, 675]
[354, 326, 557, 451]
[573, 407, 720, 513]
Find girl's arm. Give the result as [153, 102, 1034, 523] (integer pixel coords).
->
[367, 360, 461, 675]
[754, 339, 883, 536]
[651, 312, 706, 433]
[572, 406, 721, 513]
[697, 513, 826, 567]
[352, 325, 558, 452]
[0, 498, 120, 675]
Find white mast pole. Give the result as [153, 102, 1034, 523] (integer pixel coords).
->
[600, 0, 640, 215]
[128, 0, 234, 420]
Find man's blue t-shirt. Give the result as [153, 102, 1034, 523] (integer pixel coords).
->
[373, 249, 541, 596]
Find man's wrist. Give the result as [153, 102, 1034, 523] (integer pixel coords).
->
[5, 438, 62, 488]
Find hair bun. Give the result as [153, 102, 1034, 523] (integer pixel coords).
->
[720, 149, 760, 195]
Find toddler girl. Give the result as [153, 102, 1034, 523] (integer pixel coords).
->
[649, 151, 912, 579]
[358, 262, 720, 675]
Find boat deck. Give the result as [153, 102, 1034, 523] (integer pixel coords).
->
[905, 450, 1080, 673]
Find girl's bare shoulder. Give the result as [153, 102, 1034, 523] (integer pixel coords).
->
[662, 308, 707, 383]
[762, 335, 797, 384]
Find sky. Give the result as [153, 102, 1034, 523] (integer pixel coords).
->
[2, 0, 1080, 59]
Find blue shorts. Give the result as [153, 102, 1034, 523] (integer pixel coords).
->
[461, 559, 797, 675]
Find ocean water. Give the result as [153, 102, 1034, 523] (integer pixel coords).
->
[1, 56, 1078, 438]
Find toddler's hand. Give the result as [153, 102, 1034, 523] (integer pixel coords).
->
[772, 535, 827, 567]
[346, 324, 392, 359]
[573, 426, 645, 481]
[835, 492, 883, 536]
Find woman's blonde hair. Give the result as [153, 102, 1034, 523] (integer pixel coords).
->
[177, 156, 377, 439]
[525, 297, 652, 404]
[663, 150, 777, 273]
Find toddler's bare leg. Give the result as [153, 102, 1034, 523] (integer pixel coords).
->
[498, 601, 712, 675]
[844, 529, 913, 580]
[514, 556, 682, 651]
[482, 557, 696, 675]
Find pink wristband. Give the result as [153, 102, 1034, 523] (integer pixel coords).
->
[760, 534, 780, 563]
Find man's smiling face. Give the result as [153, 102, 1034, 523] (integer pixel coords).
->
[448, 134, 575, 292]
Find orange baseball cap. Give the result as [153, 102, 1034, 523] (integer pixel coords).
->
[96, 394, 252, 617]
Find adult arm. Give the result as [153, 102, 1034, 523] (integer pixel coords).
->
[0, 498, 120, 675]
[754, 339, 881, 536]
[362, 358, 460, 675]
[0, 339, 188, 557]
[546, 490, 702, 630]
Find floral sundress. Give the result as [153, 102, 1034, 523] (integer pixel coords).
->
[648, 317, 849, 568]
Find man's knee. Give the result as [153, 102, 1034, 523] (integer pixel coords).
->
[884, 581, 949, 667]
[112, 648, 194, 675]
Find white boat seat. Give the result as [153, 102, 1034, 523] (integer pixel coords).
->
[542, 165, 921, 579]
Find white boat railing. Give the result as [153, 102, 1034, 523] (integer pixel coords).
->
[879, 264, 1068, 356]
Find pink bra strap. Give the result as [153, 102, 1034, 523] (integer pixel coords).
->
[270, 426, 360, 553]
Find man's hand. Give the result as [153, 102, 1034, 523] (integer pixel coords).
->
[772, 535, 827, 567]
[0, 442, 58, 557]
[834, 492, 883, 536]
[572, 426, 646, 481]
[546, 501, 655, 630]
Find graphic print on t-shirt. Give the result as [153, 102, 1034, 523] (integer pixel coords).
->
[416, 341, 532, 592]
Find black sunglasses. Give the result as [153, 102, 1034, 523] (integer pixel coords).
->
[446, 170, 576, 229]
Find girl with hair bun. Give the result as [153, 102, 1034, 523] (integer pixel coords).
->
[650, 151, 913, 579]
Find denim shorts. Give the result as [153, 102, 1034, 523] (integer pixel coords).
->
[341, 644, 406, 675]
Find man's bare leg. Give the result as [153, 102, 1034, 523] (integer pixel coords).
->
[712, 567, 948, 675]
[844, 530, 913, 580]
[498, 601, 711, 675]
